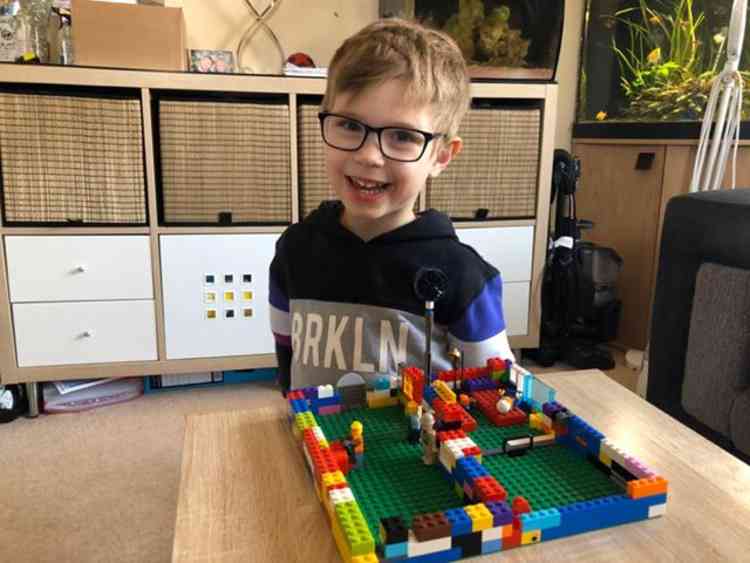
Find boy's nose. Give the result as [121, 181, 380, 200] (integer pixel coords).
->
[354, 131, 385, 166]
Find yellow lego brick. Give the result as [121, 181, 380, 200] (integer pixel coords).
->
[351, 554, 378, 563]
[465, 503, 493, 532]
[529, 413, 542, 431]
[319, 439, 329, 448]
[367, 394, 399, 408]
[599, 450, 612, 467]
[522, 530, 542, 544]
[322, 470, 347, 489]
[331, 514, 353, 562]
[433, 380, 456, 403]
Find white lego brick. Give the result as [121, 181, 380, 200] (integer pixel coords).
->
[318, 384, 334, 399]
[407, 531, 452, 557]
[312, 426, 326, 442]
[481, 526, 502, 542]
[533, 433, 556, 447]
[329, 487, 355, 505]
[648, 503, 667, 518]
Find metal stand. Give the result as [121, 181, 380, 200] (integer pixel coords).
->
[236, 0, 285, 73]
[25, 381, 39, 417]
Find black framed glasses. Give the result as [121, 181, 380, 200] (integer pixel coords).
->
[318, 112, 443, 163]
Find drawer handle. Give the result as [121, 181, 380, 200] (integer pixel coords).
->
[72, 265, 87, 274]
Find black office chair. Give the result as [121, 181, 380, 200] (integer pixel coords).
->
[648, 189, 750, 464]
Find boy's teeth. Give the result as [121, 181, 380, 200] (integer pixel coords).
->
[351, 177, 386, 189]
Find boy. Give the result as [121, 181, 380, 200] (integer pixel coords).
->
[269, 18, 514, 394]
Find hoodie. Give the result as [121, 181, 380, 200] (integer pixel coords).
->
[269, 201, 512, 391]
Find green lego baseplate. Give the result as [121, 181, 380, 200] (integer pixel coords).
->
[317, 405, 622, 541]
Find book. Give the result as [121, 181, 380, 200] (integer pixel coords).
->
[52, 378, 118, 395]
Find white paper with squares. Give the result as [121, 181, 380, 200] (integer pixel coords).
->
[160, 234, 279, 359]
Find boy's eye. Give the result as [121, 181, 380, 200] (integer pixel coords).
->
[334, 117, 364, 133]
[387, 128, 424, 145]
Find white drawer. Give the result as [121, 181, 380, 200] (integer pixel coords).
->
[5, 236, 153, 302]
[13, 300, 157, 367]
[504, 281, 530, 336]
[456, 226, 534, 282]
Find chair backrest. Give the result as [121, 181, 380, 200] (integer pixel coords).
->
[649, 189, 750, 463]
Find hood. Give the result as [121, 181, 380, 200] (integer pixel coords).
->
[306, 200, 457, 245]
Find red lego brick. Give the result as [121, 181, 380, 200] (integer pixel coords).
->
[436, 430, 467, 443]
[288, 390, 305, 400]
[473, 476, 507, 503]
[462, 445, 482, 458]
[511, 496, 531, 515]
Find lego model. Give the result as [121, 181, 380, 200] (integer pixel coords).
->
[287, 357, 669, 563]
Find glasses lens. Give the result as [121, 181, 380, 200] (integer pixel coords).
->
[323, 115, 366, 150]
[381, 128, 427, 161]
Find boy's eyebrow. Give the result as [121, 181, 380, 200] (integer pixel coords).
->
[334, 110, 426, 131]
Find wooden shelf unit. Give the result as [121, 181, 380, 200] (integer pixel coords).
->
[0, 64, 556, 384]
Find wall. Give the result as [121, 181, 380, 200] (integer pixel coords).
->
[166, 0, 584, 150]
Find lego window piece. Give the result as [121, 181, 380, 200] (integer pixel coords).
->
[204, 291, 217, 303]
[224, 273, 234, 283]
[205, 308, 217, 319]
[242, 290, 253, 301]
[225, 309, 235, 319]
[243, 308, 253, 318]
[242, 274, 252, 283]
[205, 273, 215, 284]
[224, 291, 235, 302]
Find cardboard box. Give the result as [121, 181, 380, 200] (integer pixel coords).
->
[72, 0, 186, 71]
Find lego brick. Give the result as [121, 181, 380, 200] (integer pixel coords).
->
[319, 404, 343, 416]
[350, 554, 378, 563]
[381, 540, 408, 559]
[649, 503, 667, 518]
[450, 531, 482, 557]
[442, 507, 472, 536]
[480, 526, 502, 543]
[403, 547, 463, 562]
[520, 508, 561, 531]
[627, 476, 668, 499]
[464, 503, 493, 532]
[521, 530, 542, 545]
[484, 501, 513, 527]
[411, 512, 452, 541]
[407, 530, 452, 557]
[480, 538, 502, 554]
[380, 516, 409, 545]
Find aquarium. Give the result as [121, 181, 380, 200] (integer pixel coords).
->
[380, 0, 564, 80]
[578, 0, 750, 125]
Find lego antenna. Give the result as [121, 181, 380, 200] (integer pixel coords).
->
[414, 267, 448, 383]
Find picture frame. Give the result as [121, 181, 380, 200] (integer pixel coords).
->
[188, 49, 236, 74]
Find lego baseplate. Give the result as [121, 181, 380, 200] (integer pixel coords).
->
[287, 362, 668, 562]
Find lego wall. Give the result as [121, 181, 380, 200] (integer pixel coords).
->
[165, 0, 585, 151]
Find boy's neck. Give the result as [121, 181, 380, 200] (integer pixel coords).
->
[340, 208, 417, 242]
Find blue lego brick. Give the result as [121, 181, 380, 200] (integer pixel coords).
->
[290, 399, 309, 414]
[565, 415, 605, 458]
[311, 395, 341, 408]
[541, 494, 667, 541]
[484, 501, 513, 526]
[453, 456, 487, 486]
[520, 508, 561, 531]
[404, 547, 463, 562]
[424, 385, 437, 404]
[463, 377, 497, 392]
[481, 539, 502, 554]
[522, 375, 532, 403]
[383, 541, 408, 558]
[443, 508, 472, 536]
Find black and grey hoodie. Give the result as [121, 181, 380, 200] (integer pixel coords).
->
[269, 201, 512, 392]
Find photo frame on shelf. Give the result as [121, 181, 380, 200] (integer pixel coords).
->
[188, 49, 236, 74]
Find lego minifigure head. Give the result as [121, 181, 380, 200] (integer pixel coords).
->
[320, 19, 470, 240]
[351, 420, 363, 438]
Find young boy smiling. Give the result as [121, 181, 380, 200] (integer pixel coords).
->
[270, 18, 514, 393]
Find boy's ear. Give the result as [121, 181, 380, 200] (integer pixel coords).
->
[429, 137, 463, 178]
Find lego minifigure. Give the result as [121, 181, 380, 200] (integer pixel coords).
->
[497, 395, 515, 414]
[406, 401, 422, 444]
[420, 411, 437, 465]
[350, 420, 364, 468]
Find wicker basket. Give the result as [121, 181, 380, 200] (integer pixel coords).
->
[427, 107, 541, 219]
[0, 92, 147, 224]
[297, 102, 333, 218]
[158, 99, 292, 225]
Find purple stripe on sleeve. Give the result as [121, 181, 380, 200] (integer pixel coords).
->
[269, 276, 289, 312]
[448, 274, 506, 342]
[274, 332, 291, 347]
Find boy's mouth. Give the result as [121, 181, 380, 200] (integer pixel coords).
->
[347, 176, 390, 194]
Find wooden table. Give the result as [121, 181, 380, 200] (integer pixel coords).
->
[171, 370, 750, 562]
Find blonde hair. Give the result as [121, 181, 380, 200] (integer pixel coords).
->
[322, 18, 471, 139]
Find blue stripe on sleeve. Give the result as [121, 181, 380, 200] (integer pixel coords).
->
[269, 276, 289, 312]
[448, 274, 506, 342]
